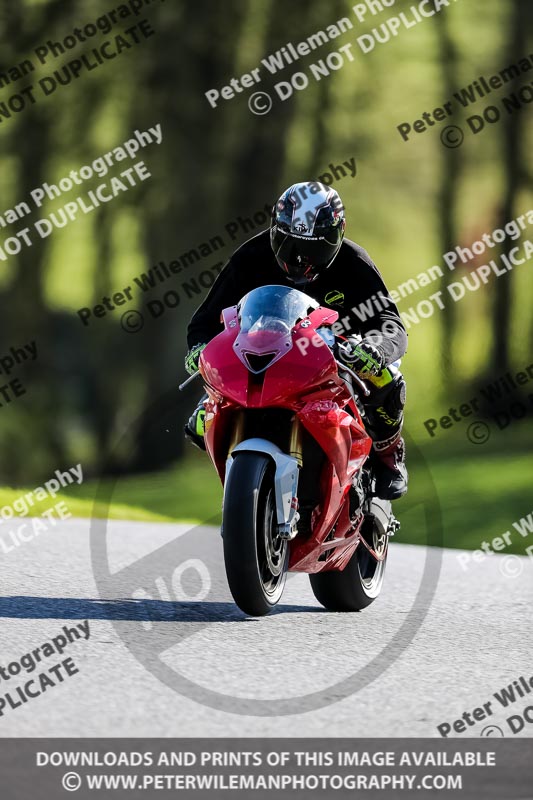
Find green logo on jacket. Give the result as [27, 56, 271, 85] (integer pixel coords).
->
[324, 290, 345, 306]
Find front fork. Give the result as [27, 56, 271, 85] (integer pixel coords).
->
[225, 411, 303, 540]
[288, 415, 303, 467]
[227, 410, 303, 467]
[227, 410, 245, 455]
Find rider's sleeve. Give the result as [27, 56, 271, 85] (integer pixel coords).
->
[186, 254, 242, 349]
[347, 246, 408, 366]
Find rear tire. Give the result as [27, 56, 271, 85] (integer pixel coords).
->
[309, 499, 390, 612]
[223, 451, 288, 616]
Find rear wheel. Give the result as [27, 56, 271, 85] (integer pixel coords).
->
[223, 452, 288, 616]
[309, 499, 390, 612]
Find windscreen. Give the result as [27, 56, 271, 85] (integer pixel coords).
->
[234, 285, 320, 373]
[238, 285, 318, 335]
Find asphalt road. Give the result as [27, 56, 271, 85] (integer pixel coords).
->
[0, 516, 531, 738]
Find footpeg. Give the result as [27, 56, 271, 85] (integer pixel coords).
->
[388, 516, 400, 536]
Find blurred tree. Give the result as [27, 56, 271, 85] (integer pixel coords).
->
[130, 0, 251, 471]
[489, 0, 531, 375]
[0, 0, 75, 478]
[0, 0, 530, 485]
[435, 11, 463, 380]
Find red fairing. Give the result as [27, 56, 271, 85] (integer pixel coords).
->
[299, 400, 369, 485]
[198, 293, 373, 574]
[290, 400, 371, 572]
[200, 306, 249, 408]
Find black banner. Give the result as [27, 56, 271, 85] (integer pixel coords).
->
[1, 739, 532, 799]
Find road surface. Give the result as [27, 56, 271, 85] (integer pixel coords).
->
[0, 517, 531, 738]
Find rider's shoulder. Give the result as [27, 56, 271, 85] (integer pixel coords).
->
[337, 238, 378, 270]
[224, 230, 271, 279]
[232, 229, 271, 260]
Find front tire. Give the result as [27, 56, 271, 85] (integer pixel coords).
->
[223, 452, 288, 616]
[309, 500, 390, 612]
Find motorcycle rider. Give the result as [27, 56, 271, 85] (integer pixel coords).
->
[184, 182, 408, 500]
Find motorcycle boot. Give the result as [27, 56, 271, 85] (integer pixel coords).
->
[184, 396, 207, 451]
[372, 432, 408, 500]
[362, 369, 408, 500]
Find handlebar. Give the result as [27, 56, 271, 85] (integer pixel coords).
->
[335, 359, 371, 397]
[179, 371, 201, 391]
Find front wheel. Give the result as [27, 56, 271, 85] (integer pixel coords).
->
[223, 451, 288, 616]
[309, 499, 390, 612]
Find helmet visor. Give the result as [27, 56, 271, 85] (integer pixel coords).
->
[272, 231, 342, 283]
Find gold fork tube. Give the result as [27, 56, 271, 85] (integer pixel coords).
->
[228, 411, 244, 455]
[289, 416, 303, 467]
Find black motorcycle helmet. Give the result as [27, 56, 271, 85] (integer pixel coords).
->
[270, 182, 346, 285]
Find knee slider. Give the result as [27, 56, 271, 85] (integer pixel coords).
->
[371, 376, 406, 426]
[387, 375, 406, 417]
[365, 374, 406, 410]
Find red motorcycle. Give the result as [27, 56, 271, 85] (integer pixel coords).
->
[188, 284, 399, 616]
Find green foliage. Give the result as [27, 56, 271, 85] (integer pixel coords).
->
[0, 0, 531, 515]
[3, 422, 531, 555]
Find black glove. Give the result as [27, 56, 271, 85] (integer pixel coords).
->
[338, 338, 384, 377]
